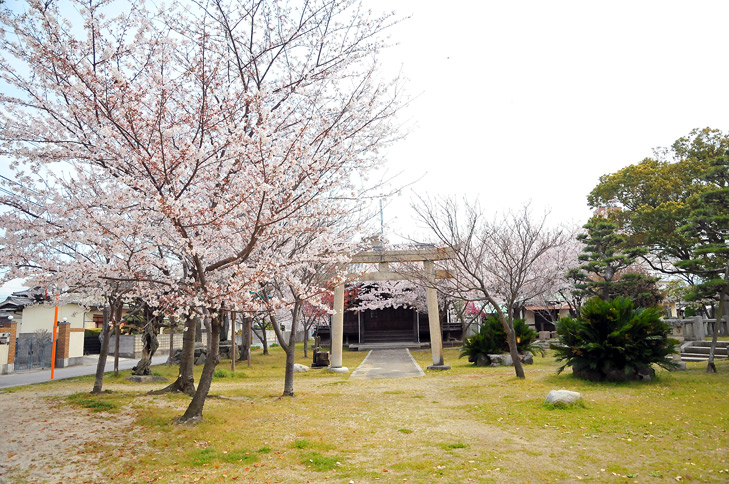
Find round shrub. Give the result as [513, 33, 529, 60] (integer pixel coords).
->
[552, 297, 677, 381]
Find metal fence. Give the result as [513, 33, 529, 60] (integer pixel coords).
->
[14, 333, 52, 371]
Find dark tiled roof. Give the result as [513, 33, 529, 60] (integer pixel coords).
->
[0, 287, 47, 311]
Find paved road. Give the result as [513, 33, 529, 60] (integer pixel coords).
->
[0, 355, 169, 389]
[350, 348, 425, 380]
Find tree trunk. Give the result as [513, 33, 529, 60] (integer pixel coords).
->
[221, 310, 229, 342]
[303, 327, 309, 358]
[707, 265, 729, 373]
[113, 319, 120, 376]
[260, 322, 269, 355]
[179, 313, 221, 423]
[239, 315, 250, 362]
[168, 317, 175, 366]
[491, 300, 525, 379]
[706, 291, 727, 373]
[272, 305, 298, 397]
[504, 321, 526, 379]
[230, 311, 236, 372]
[283, 341, 296, 397]
[195, 316, 202, 343]
[247, 316, 252, 368]
[91, 305, 111, 394]
[151, 314, 196, 396]
[132, 318, 159, 376]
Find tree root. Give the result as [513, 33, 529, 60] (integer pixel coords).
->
[148, 377, 195, 396]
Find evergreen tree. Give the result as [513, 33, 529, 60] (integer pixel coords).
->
[675, 150, 729, 372]
[567, 218, 660, 307]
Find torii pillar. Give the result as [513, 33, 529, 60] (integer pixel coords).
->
[424, 260, 449, 370]
[328, 283, 348, 373]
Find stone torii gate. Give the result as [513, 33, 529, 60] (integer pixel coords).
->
[328, 246, 454, 373]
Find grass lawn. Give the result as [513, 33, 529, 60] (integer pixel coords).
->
[16, 345, 729, 483]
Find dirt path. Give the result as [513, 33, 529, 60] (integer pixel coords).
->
[0, 387, 137, 484]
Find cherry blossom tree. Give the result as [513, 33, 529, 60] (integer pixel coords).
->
[414, 198, 567, 379]
[0, 166, 163, 393]
[0, 0, 401, 421]
[353, 279, 426, 312]
[258, 220, 354, 396]
[527, 225, 583, 317]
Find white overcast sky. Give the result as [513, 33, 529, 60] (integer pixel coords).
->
[367, 0, 729, 242]
[2, 0, 729, 298]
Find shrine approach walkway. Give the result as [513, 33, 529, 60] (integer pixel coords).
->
[349, 348, 425, 380]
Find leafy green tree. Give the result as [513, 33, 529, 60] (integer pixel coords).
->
[552, 297, 677, 382]
[588, 128, 725, 284]
[588, 152, 706, 281]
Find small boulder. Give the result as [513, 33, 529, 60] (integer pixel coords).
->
[500, 353, 513, 366]
[544, 389, 582, 407]
[487, 354, 503, 367]
[635, 366, 655, 381]
[195, 352, 207, 365]
[475, 354, 490, 367]
[293, 363, 310, 373]
[520, 352, 534, 365]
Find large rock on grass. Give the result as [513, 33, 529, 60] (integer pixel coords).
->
[544, 389, 582, 407]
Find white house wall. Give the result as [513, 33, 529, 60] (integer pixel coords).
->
[70, 331, 84, 360]
[19, 304, 86, 334]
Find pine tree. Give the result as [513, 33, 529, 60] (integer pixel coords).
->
[676, 151, 729, 372]
[567, 217, 660, 307]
